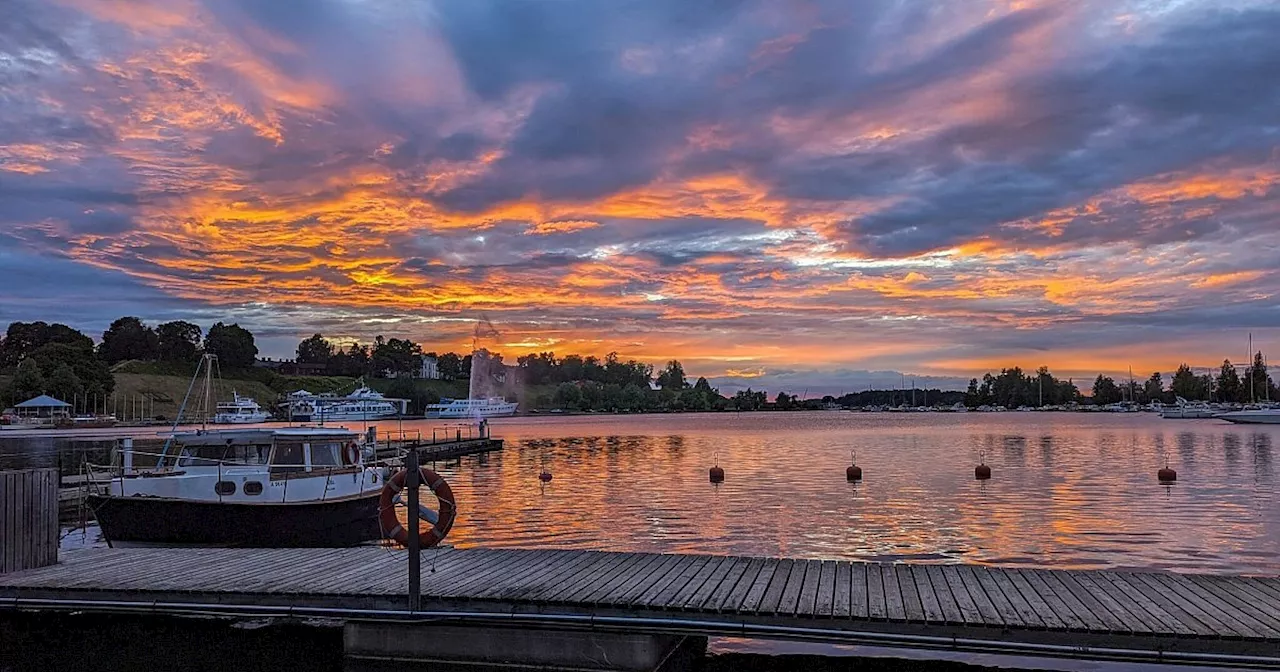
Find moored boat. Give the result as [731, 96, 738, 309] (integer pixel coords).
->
[425, 397, 517, 419]
[1216, 408, 1280, 425]
[213, 391, 270, 424]
[87, 427, 386, 547]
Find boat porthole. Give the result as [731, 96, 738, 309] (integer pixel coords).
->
[243, 481, 263, 496]
[215, 481, 237, 496]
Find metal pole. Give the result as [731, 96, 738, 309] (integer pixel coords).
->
[407, 447, 420, 611]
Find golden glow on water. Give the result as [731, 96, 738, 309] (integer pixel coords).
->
[401, 412, 1280, 574]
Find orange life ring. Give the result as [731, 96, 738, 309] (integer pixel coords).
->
[378, 466, 456, 548]
[341, 442, 361, 465]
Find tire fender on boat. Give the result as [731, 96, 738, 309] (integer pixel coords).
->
[378, 467, 456, 548]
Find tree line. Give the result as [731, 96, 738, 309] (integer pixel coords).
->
[0, 318, 258, 405]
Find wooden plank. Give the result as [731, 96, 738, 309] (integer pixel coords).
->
[645, 552, 716, 604]
[773, 558, 814, 616]
[1162, 574, 1278, 639]
[1095, 572, 1197, 637]
[445, 550, 544, 597]
[477, 549, 572, 599]
[955, 566, 1001, 626]
[810, 561, 835, 617]
[849, 563, 869, 619]
[757, 559, 794, 614]
[720, 557, 767, 613]
[1066, 571, 1157, 636]
[681, 556, 734, 610]
[536, 552, 617, 601]
[614, 554, 683, 605]
[1221, 577, 1280, 615]
[986, 567, 1042, 628]
[893, 565, 923, 622]
[1, 473, 11, 574]
[582, 553, 665, 605]
[665, 556, 723, 609]
[418, 549, 502, 594]
[1005, 569, 1068, 630]
[902, 565, 935, 624]
[1128, 572, 1241, 638]
[925, 565, 966, 625]
[795, 560, 825, 616]
[1243, 577, 1280, 604]
[689, 556, 743, 612]
[540, 550, 629, 601]
[832, 562, 851, 619]
[507, 550, 600, 600]
[1120, 572, 1223, 637]
[880, 564, 906, 622]
[1022, 569, 1104, 632]
[1192, 576, 1280, 635]
[938, 565, 984, 626]
[578, 552, 649, 604]
[866, 563, 887, 620]
[1047, 571, 1132, 634]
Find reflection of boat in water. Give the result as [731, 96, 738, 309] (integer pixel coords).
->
[1161, 398, 1218, 419]
[425, 397, 517, 419]
[1216, 408, 1280, 424]
[285, 381, 404, 422]
[213, 391, 270, 424]
[87, 427, 384, 547]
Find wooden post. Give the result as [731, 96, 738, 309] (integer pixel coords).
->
[406, 448, 420, 611]
[0, 469, 58, 573]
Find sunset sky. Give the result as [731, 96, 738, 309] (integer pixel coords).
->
[1, 0, 1278, 394]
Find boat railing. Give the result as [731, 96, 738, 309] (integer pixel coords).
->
[430, 424, 487, 443]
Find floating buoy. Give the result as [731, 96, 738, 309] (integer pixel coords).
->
[846, 451, 862, 481]
[709, 465, 725, 483]
[539, 470, 553, 483]
[1158, 466, 1176, 482]
[974, 449, 992, 480]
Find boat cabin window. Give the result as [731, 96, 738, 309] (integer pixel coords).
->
[177, 444, 227, 467]
[309, 441, 342, 468]
[269, 441, 306, 476]
[174, 442, 270, 467]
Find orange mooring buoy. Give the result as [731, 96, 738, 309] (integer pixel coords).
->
[709, 465, 725, 483]
[846, 451, 862, 481]
[1158, 466, 1176, 482]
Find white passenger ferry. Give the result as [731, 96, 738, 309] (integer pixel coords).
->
[424, 397, 517, 419]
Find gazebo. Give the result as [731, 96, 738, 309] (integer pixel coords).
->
[12, 395, 72, 420]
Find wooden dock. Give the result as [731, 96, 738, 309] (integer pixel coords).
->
[3, 547, 1280, 665]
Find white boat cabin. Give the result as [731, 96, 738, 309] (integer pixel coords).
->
[106, 427, 384, 504]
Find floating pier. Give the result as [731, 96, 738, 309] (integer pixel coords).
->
[3, 547, 1280, 667]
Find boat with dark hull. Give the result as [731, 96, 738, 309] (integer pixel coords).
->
[87, 427, 387, 547]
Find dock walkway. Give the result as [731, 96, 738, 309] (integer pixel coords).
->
[3, 548, 1280, 664]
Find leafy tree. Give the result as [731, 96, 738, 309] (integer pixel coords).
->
[0, 321, 94, 367]
[656, 360, 687, 391]
[553, 382, 581, 410]
[98, 317, 159, 364]
[1170, 363, 1204, 401]
[371, 337, 421, 377]
[44, 363, 83, 401]
[155, 321, 202, 362]
[775, 391, 795, 410]
[1216, 360, 1242, 403]
[203, 322, 258, 369]
[620, 383, 645, 410]
[296, 334, 334, 365]
[6, 358, 45, 401]
[29, 342, 114, 397]
[731, 388, 767, 411]
[436, 352, 464, 380]
[1092, 375, 1122, 405]
[1144, 372, 1165, 404]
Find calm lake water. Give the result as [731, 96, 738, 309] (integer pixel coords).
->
[5, 411, 1280, 574]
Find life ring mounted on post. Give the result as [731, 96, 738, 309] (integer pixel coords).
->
[379, 466, 456, 548]
[341, 441, 361, 466]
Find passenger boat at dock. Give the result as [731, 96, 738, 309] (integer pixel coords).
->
[212, 391, 271, 424]
[87, 427, 386, 547]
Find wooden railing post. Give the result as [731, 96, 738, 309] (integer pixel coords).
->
[0, 469, 58, 573]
